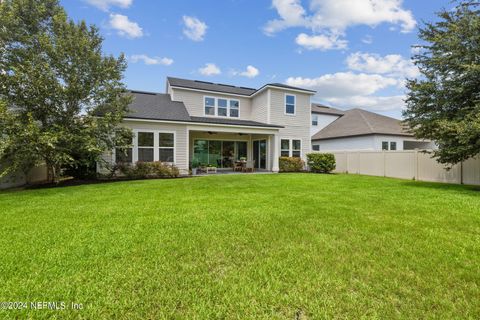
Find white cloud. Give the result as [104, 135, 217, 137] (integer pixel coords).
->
[130, 54, 173, 66]
[199, 63, 221, 76]
[295, 33, 347, 51]
[234, 65, 260, 78]
[182, 16, 207, 41]
[109, 13, 143, 38]
[346, 52, 419, 78]
[286, 72, 398, 97]
[362, 35, 373, 44]
[264, 0, 416, 50]
[324, 95, 406, 111]
[85, 0, 132, 11]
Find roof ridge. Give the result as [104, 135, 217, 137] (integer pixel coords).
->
[356, 109, 375, 133]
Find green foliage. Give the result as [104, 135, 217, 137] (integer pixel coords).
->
[191, 157, 200, 169]
[306, 153, 336, 173]
[117, 162, 179, 179]
[404, 1, 480, 165]
[0, 0, 131, 182]
[279, 157, 305, 172]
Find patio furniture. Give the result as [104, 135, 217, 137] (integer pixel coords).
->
[233, 160, 245, 172]
[206, 166, 217, 174]
[242, 160, 255, 173]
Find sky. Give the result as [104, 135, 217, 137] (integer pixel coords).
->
[60, 0, 452, 119]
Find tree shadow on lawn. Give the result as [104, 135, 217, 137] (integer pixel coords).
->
[399, 180, 480, 193]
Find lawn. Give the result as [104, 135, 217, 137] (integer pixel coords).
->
[0, 173, 479, 319]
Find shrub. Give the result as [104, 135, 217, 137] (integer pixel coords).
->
[116, 162, 179, 179]
[306, 153, 336, 173]
[279, 157, 305, 172]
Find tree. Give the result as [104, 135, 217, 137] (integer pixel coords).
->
[0, 0, 132, 183]
[404, 1, 480, 165]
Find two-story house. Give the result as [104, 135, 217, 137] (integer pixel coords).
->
[101, 77, 315, 174]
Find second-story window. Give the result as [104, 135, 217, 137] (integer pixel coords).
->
[204, 96, 240, 118]
[285, 94, 296, 115]
[312, 114, 318, 126]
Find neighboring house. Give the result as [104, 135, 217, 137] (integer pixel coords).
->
[311, 108, 435, 152]
[100, 77, 316, 174]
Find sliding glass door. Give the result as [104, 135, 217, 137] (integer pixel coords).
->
[193, 140, 247, 168]
[253, 139, 267, 169]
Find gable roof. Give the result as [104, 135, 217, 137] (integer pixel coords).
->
[311, 103, 345, 116]
[312, 108, 413, 140]
[167, 77, 316, 96]
[125, 90, 282, 129]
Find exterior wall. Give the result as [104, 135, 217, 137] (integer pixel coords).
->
[0, 164, 48, 190]
[313, 135, 434, 152]
[327, 150, 480, 186]
[250, 90, 269, 123]
[170, 88, 253, 120]
[270, 89, 311, 162]
[310, 113, 340, 136]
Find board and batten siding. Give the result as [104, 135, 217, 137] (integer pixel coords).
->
[269, 89, 312, 161]
[171, 88, 253, 120]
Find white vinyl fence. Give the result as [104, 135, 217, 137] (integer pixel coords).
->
[329, 150, 480, 186]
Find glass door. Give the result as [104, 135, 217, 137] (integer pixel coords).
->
[253, 139, 267, 169]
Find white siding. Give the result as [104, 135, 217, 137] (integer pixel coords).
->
[251, 90, 269, 123]
[310, 113, 340, 136]
[171, 88, 252, 120]
[270, 89, 312, 162]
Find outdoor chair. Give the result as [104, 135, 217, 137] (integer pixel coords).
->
[242, 160, 255, 173]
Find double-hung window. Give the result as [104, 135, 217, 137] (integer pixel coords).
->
[285, 94, 296, 115]
[115, 146, 133, 164]
[138, 132, 154, 162]
[312, 145, 320, 151]
[230, 100, 239, 117]
[280, 139, 302, 158]
[312, 114, 318, 126]
[390, 142, 397, 151]
[159, 133, 175, 162]
[205, 97, 215, 116]
[204, 97, 240, 118]
[382, 141, 398, 151]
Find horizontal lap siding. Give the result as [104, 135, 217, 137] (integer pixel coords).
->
[172, 88, 252, 119]
[270, 89, 311, 161]
[251, 90, 268, 123]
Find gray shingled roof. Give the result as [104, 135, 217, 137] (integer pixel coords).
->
[168, 77, 256, 96]
[125, 90, 281, 129]
[312, 108, 413, 140]
[189, 116, 283, 128]
[126, 90, 191, 121]
[167, 77, 316, 96]
[311, 103, 345, 116]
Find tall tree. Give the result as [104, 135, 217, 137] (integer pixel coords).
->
[0, 0, 132, 182]
[404, 1, 480, 165]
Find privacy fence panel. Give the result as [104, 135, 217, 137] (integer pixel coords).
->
[329, 151, 480, 186]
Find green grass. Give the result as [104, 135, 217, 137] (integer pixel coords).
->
[0, 174, 479, 319]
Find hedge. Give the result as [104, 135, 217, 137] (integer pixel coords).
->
[279, 157, 305, 172]
[306, 153, 336, 173]
[116, 161, 180, 178]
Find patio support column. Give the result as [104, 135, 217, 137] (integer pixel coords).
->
[272, 134, 279, 172]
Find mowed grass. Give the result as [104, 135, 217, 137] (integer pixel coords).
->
[0, 174, 479, 319]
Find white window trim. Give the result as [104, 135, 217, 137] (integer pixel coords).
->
[132, 129, 176, 164]
[284, 93, 296, 116]
[280, 137, 302, 158]
[203, 96, 241, 118]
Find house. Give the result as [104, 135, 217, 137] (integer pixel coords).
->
[311, 107, 435, 152]
[100, 77, 316, 174]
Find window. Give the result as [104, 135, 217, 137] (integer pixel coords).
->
[204, 97, 240, 118]
[292, 140, 301, 158]
[159, 133, 174, 162]
[230, 100, 239, 117]
[285, 94, 295, 115]
[312, 145, 320, 151]
[312, 114, 318, 126]
[382, 141, 389, 150]
[218, 99, 228, 116]
[281, 139, 290, 157]
[138, 132, 154, 162]
[205, 97, 215, 115]
[390, 142, 397, 151]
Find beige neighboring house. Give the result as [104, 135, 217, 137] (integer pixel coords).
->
[99, 77, 316, 174]
[311, 106, 435, 152]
